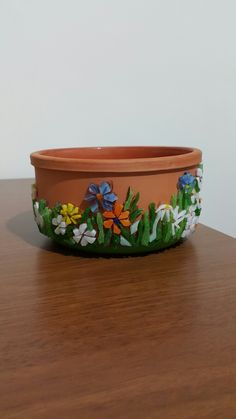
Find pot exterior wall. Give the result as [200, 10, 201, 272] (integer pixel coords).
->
[34, 166, 198, 209]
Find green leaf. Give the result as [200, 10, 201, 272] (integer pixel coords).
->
[119, 225, 135, 245]
[111, 234, 120, 246]
[54, 202, 62, 211]
[96, 212, 104, 244]
[156, 223, 162, 241]
[137, 219, 144, 245]
[177, 190, 183, 211]
[183, 192, 192, 209]
[194, 179, 200, 193]
[170, 194, 177, 208]
[38, 199, 47, 212]
[124, 187, 134, 211]
[43, 207, 53, 237]
[163, 222, 172, 243]
[130, 192, 140, 212]
[86, 218, 93, 231]
[130, 208, 143, 223]
[141, 212, 150, 246]
[176, 218, 187, 239]
[149, 203, 156, 230]
[195, 208, 201, 217]
[80, 207, 91, 222]
[104, 228, 112, 247]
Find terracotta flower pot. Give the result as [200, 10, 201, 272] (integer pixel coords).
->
[30, 146, 202, 255]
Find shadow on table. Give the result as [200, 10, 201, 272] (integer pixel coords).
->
[7, 210, 190, 259]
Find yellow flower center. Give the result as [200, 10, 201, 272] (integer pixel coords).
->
[96, 193, 103, 200]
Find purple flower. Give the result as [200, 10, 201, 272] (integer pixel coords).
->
[179, 172, 196, 190]
[85, 182, 117, 212]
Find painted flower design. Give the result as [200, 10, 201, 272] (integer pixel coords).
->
[33, 202, 44, 229]
[72, 223, 96, 246]
[181, 207, 199, 238]
[196, 167, 203, 190]
[85, 182, 117, 212]
[171, 206, 187, 236]
[155, 204, 173, 222]
[52, 215, 67, 235]
[60, 203, 81, 225]
[103, 202, 131, 235]
[191, 192, 202, 213]
[179, 172, 195, 190]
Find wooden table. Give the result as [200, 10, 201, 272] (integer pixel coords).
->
[1, 179, 236, 419]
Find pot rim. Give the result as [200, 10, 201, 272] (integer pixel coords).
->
[30, 146, 202, 173]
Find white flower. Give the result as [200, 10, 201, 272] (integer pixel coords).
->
[171, 206, 187, 236]
[191, 192, 202, 212]
[155, 204, 173, 221]
[150, 204, 186, 242]
[52, 214, 67, 235]
[73, 223, 96, 246]
[181, 206, 199, 238]
[33, 202, 44, 229]
[196, 167, 203, 178]
[150, 204, 173, 242]
[196, 167, 203, 190]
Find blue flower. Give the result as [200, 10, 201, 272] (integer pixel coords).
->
[179, 172, 196, 190]
[85, 182, 118, 212]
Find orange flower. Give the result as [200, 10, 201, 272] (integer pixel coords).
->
[103, 203, 131, 235]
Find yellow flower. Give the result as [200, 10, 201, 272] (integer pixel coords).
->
[60, 203, 81, 225]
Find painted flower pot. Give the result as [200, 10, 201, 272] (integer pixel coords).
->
[30, 146, 203, 255]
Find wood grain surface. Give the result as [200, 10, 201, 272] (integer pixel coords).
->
[0, 179, 236, 419]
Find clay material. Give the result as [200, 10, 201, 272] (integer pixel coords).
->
[31, 146, 202, 210]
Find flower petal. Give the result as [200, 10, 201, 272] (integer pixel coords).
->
[85, 229, 96, 237]
[78, 223, 87, 234]
[119, 210, 130, 220]
[156, 204, 166, 213]
[120, 219, 131, 227]
[85, 194, 96, 202]
[64, 216, 71, 225]
[114, 203, 123, 217]
[104, 219, 113, 228]
[99, 182, 111, 195]
[52, 217, 58, 226]
[103, 211, 115, 219]
[80, 236, 88, 246]
[104, 192, 117, 203]
[90, 201, 99, 213]
[67, 203, 74, 213]
[102, 200, 113, 211]
[54, 226, 61, 235]
[178, 210, 187, 219]
[88, 183, 99, 194]
[119, 211, 129, 220]
[85, 236, 96, 244]
[71, 214, 81, 224]
[73, 228, 80, 236]
[113, 223, 121, 235]
[73, 234, 81, 243]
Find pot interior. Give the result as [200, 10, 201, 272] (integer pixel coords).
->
[39, 146, 193, 160]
